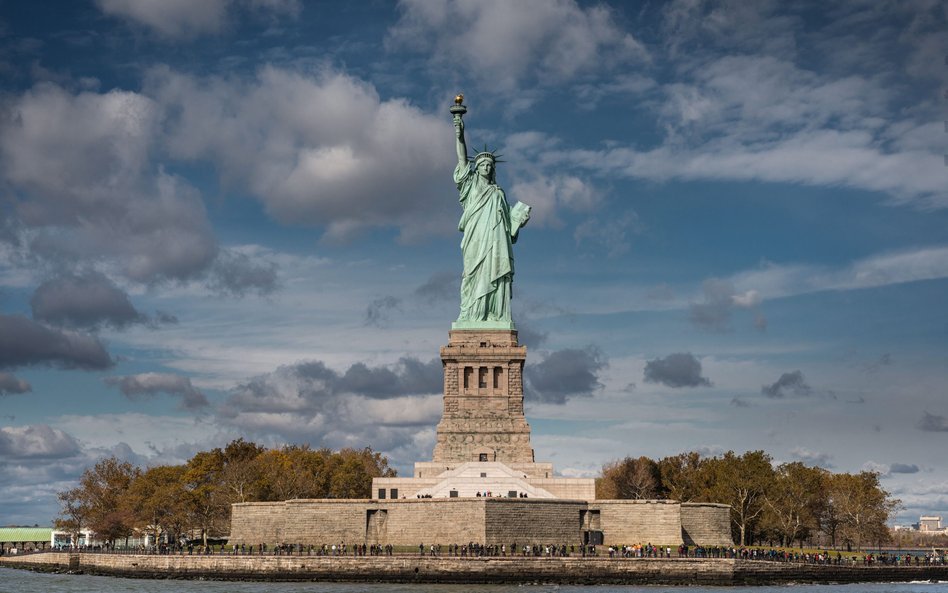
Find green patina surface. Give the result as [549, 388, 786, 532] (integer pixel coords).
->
[451, 97, 530, 326]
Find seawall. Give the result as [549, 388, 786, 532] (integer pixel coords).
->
[3, 552, 948, 584]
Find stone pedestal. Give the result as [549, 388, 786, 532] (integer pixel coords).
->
[431, 329, 535, 464]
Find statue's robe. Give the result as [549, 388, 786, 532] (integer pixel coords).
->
[454, 162, 515, 322]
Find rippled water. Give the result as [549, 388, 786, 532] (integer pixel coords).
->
[1, 568, 946, 593]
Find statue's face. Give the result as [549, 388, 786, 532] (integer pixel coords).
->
[477, 159, 493, 178]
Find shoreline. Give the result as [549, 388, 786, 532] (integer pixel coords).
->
[3, 552, 948, 585]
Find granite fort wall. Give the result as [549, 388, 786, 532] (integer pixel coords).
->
[680, 502, 733, 546]
[592, 500, 683, 545]
[230, 501, 287, 543]
[484, 499, 583, 544]
[6, 553, 948, 585]
[231, 498, 732, 547]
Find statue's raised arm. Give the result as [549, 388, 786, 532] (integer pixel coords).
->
[452, 94, 468, 168]
[449, 95, 530, 330]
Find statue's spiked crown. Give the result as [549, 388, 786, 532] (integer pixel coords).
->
[472, 144, 504, 165]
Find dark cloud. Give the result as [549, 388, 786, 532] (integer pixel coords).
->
[103, 373, 208, 410]
[412, 271, 458, 305]
[524, 346, 605, 404]
[336, 358, 442, 398]
[30, 270, 146, 329]
[515, 323, 548, 350]
[761, 370, 811, 398]
[0, 424, 82, 459]
[0, 314, 113, 370]
[365, 295, 401, 327]
[730, 396, 750, 407]
[918, 412, 948, 432]
[689, 278, 764, 332]
[0, 372, 31, 395]
[643, 352, 711, 388]
[222, 357, 444, 452]
[207, 249, 279, 297]
[889, 463, 920, 474]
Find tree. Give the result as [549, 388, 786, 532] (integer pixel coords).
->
[704, 451, 774, 546]
[183, 449, 226, 546]
[79, 457, 140, 545]
[598, 456, 661, 500]
[126, 465, 188, 546]
[326, 447, 396, 499]
[219, 439, 266, 503]
[827, 471, 899, 550]
[656, 452, 710, 502]
[54, 488, 90, 547]
[763, 462, 826, 546]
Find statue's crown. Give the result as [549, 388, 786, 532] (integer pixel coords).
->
[471, 144, 504, 164]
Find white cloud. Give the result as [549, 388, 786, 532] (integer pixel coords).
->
[0, 425, 81, 459]
[730, 246, 948, 301]
[146, 65, 456, 243]
[0, 83, 218, 283]
[95, 0, 300, 38]
[386, 0, 648, 95]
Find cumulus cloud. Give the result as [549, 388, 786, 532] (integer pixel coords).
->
[918, 412, 948, 432]
[761, 370, 811, 398]
[387, 0, 648, 95]
[30, 270, 146, 329]
[790, 446, 834, 468]
[145, 65, 455, 243]
[689, 278, 764, 332]
[104, 373, 209, 410]
[0, 83, 219, 284]
[510, 175, 599, 228]
[95, 0, 300, 38]
[643, 352, 711, 388]
[222, 357, 443, 450]
[524, 346, 605, 404]
[0, 314, 113, 370]
[889, 463, 920, 475]
[0, 425, 82, 459]
[0, 372, 31, 395]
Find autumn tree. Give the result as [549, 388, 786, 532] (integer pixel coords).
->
[763, 462, 826, 546]
[79, 457, 140, 545]
[704, 451, 774, 546]
[826, 471, 899, 550]
[598, 456, 661, 499]
[54, 488, 90, 547]
[126, 465, 188, 545]
[656, 452, 710, 502]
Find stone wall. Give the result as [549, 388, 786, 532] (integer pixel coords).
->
[592, 500, 683, 545]
[232, 498, 730, 548]
[484, 499, 581, 544]
[230, 501, 287, 543]
[7, 553, 948, 585]
[680, 503, 733, 546]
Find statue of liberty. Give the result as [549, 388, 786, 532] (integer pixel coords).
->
[451, 95, 530, 328]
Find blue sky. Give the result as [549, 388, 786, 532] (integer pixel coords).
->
[0, 0, 946, 527]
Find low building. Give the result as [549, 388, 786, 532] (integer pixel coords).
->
[0, 527, 53, 554]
